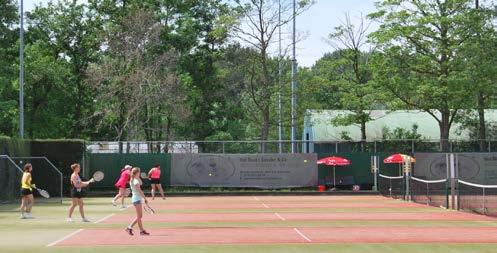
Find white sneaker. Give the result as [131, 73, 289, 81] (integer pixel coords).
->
[82, 218, 90, 223]
[120, 205, 127, 210]
[25, 213, 34, 219]
[67, 218, 73, 222]
[20, 212, 26, 219]
[112, 200, 117, 207]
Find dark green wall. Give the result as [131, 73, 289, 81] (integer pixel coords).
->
[88, 153, 171, 189]
[317, 152, 409, 189]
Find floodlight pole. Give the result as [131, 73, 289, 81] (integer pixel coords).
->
[291, 0, 297, 153]
[19, 0, 24, 138]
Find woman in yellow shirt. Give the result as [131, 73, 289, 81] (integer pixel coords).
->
[20, 163, 35, 219]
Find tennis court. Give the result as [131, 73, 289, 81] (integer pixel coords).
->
[2, 195, 497, 253]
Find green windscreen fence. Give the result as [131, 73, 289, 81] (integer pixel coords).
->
[317, 152, 405, 190]
[88, 152, 405, 190]
[87, 154, 171, 189]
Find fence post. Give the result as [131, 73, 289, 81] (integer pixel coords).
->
[371, 156, 378, 191]
[449, 153, 457, 210]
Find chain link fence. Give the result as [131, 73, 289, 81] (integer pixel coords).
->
[86, 139, 497, 154]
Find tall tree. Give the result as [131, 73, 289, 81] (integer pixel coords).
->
[22, 41, 72, 138]
[369, 0, 479, 151]
[466, 0, 497, 150]
[28, 0, 103, 138]
[233, 0, 312, 152]
[0, 0, 18, 136]
[327, 14, 378, 146]
[87, 8, 185, 142]
[92, 0, 238, 142]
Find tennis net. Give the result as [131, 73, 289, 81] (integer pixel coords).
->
[378, 174, 405, 199]
[409, 177, 448, 208]
[458, 180, 497, 217]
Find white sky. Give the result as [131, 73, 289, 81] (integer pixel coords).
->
[24, 0, 379, 67]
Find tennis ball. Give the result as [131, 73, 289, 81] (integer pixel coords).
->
[304, 159, 308, 163]
[209, 173, 212, 176]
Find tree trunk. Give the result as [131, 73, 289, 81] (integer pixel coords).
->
[72, 74, 83, 137]
[439, 110, 451, 152]
[260, 105, 270, 153]
[360, 120, 366, 152]
[477, 91, 487, 151]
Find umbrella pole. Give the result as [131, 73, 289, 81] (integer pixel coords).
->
[333, 166, 336, 188]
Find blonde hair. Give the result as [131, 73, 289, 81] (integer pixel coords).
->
[130, 167, 140, 183]
[71, 163, 80, 171]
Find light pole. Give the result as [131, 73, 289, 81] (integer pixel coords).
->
[19, 0, 24, 138]
[291, 0, 297, 153]
[278, 0, 283, 153]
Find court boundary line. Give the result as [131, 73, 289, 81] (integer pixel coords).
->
[94, 213, 115, 224]
[47, 229, 84, 247]
[274, 212, 285, 220]
[293, 228, 311, 242]
[262, 203, 270, 209]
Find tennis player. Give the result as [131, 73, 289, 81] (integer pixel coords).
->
[112, 165, 132, 209]
[125, 167, 150, 236]
[20, 163, 35, 219]
[148, 164, 165, 200]
[67, 163, 92, 222]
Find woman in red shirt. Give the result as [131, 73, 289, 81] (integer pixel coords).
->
[147, 164, 165, 200]
[112, 165, 132, 208]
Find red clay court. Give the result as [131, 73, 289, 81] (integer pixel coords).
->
[48, 195, 497, 247]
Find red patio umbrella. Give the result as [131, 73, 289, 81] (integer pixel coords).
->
[383, 153, 415, 176]
[383, 153, 415, 164]
[317, 156, 351, 188]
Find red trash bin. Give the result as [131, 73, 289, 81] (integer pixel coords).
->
[318, 185, 326, 192]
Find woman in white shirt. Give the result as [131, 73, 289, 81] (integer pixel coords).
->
[125, 167, 150, 236]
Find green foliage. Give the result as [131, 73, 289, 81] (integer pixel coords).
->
[0, 0, 18, 137]
[381, 124, 422, 140]
[368, 0, 487, 150]
[22, 41, 72, 138]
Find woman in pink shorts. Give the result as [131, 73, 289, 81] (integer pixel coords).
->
[148, 164, 165, 200]
[112, 165, 132, 208]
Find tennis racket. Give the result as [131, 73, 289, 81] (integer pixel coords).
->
[143, 202, 156, 214]
[90, 171, 105, 183]
[32, 186, 50, 198]
[140, 172, 148, 179]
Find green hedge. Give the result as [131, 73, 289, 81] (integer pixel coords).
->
[29, 139, 85, 176]
[0, 136, 30, 156]
[0, 137, 85, 193]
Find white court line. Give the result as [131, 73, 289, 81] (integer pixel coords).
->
[47, 229, 84, 247]
[94, 213, 115, 224]
[274, 212, 285, 220]
[262, 203, 270, 209]
[254, 196, 260, 201]
[294, 228, 312, 242]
